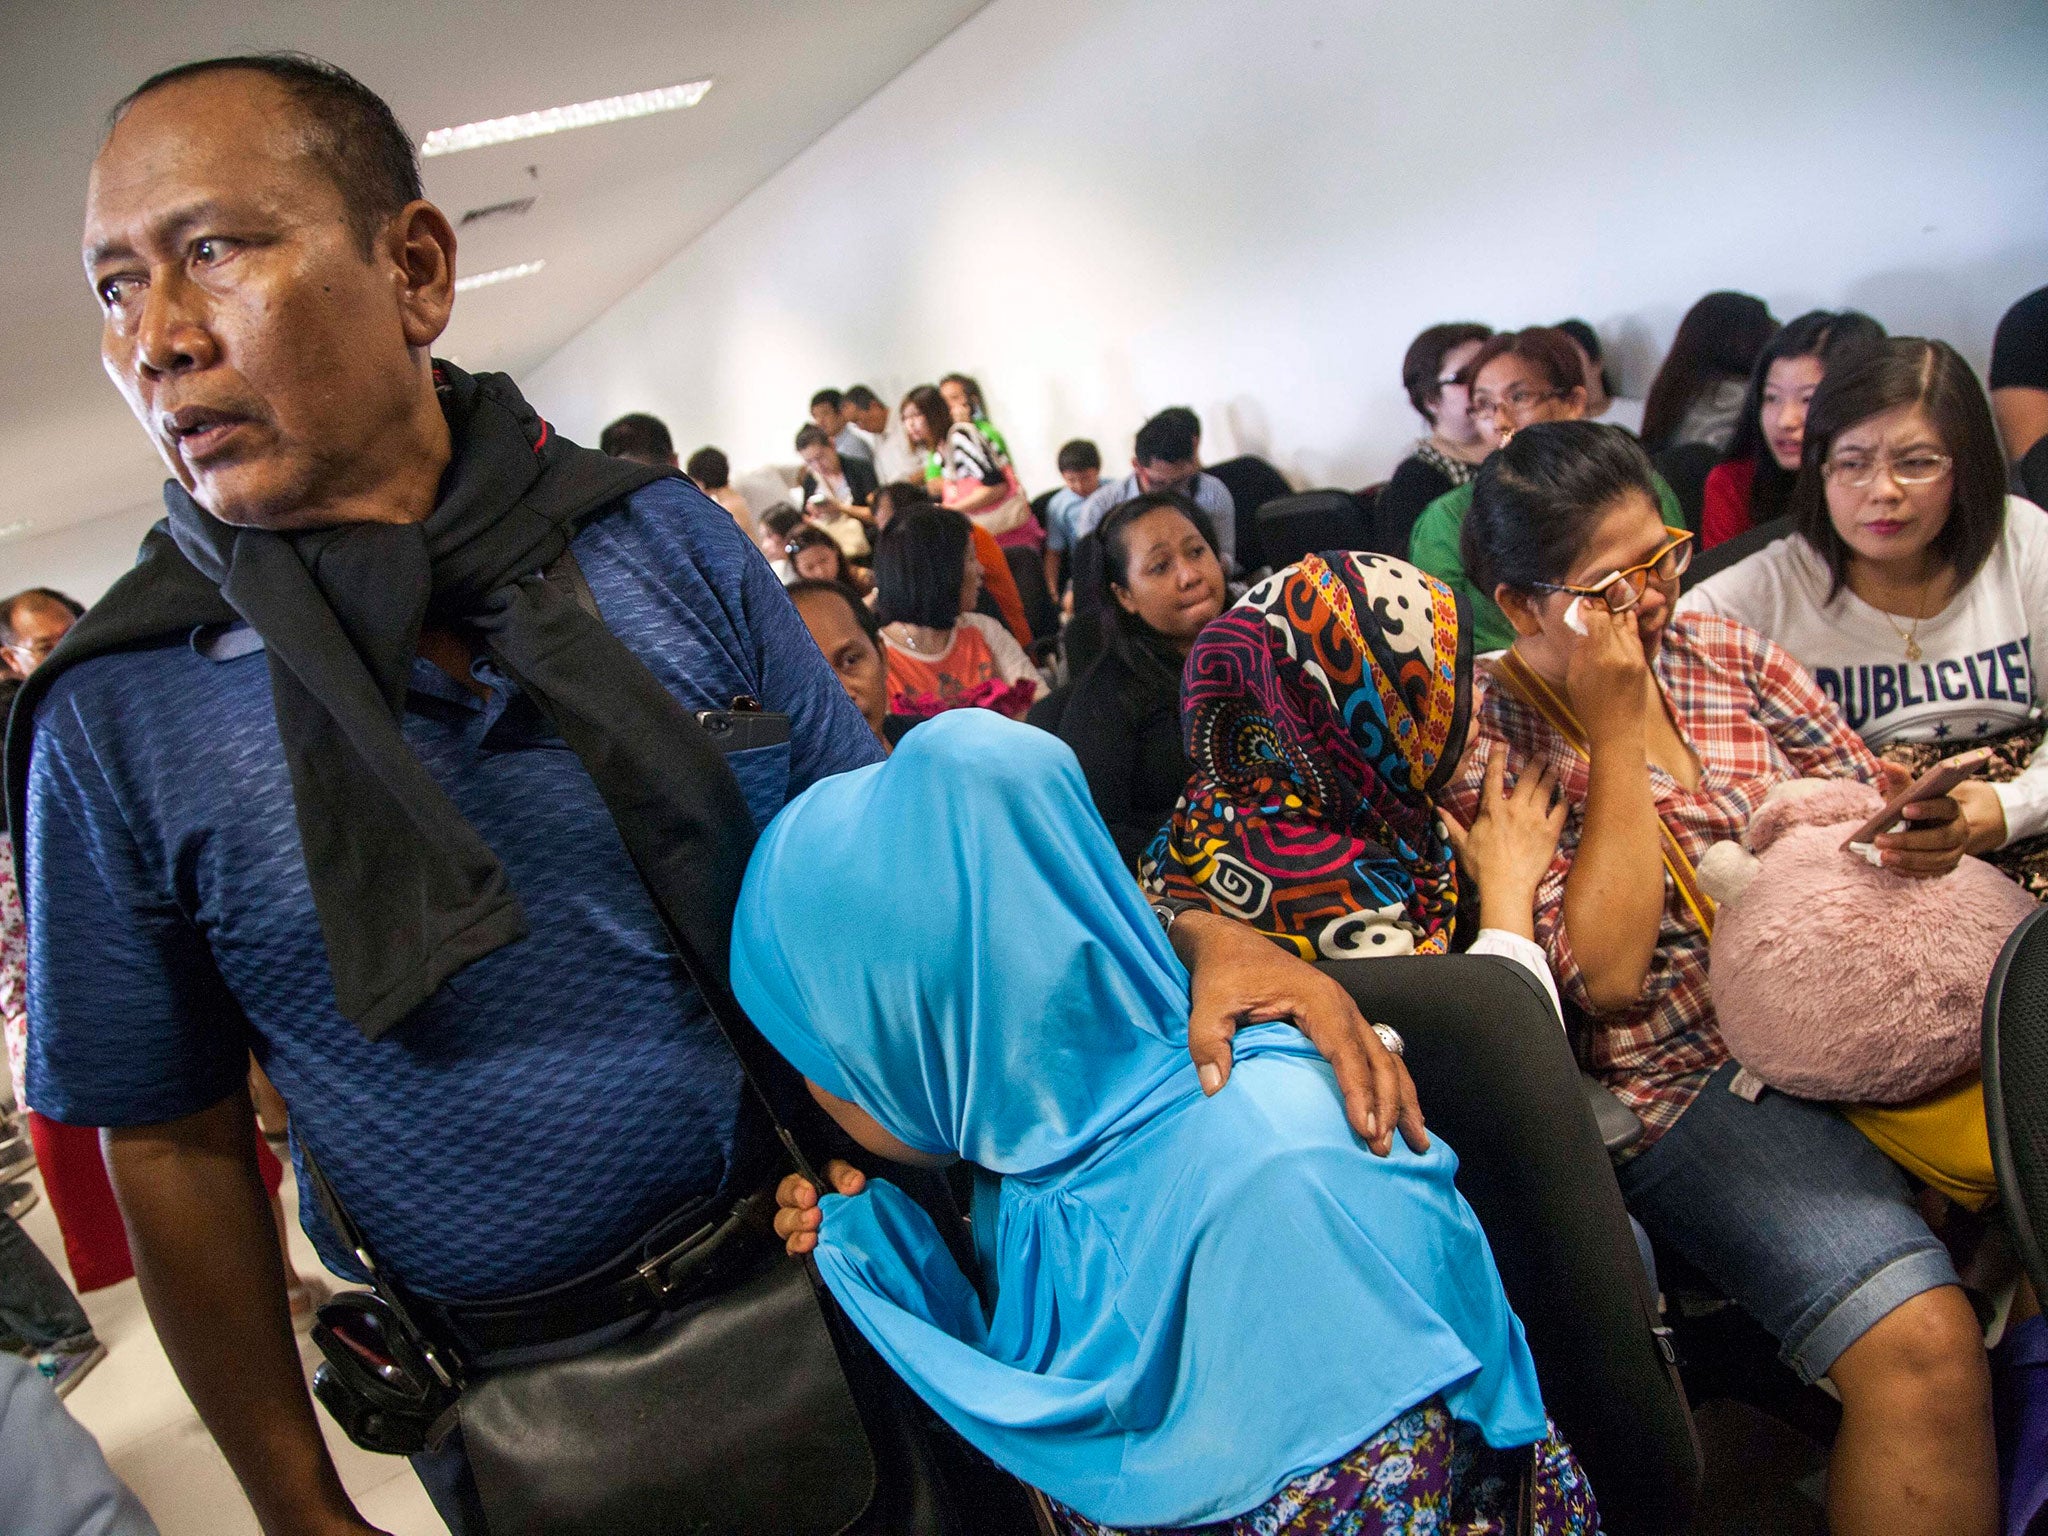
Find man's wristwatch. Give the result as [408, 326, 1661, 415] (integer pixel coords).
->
[1148, 895, 1206, 939]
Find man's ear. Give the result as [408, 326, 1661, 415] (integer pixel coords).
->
[388, 199, 457, 349]
[1494, 584, 1549, 639]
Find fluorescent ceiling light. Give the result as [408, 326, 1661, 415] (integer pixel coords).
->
[421, 80, 713, 157]
[454, 260, 546, 293]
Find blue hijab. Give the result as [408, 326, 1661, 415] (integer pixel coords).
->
[732, 711, 1547, 1527]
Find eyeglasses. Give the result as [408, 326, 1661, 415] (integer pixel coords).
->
[1530, 532, 1694, 613]
[2, 637, 58, 669]
[1469, 386, 1561, 421]
[1822, 448, 1953, 490]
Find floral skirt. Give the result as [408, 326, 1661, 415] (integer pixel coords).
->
[1877, 721, 2048, 900]
[1048, 1397, 1598, 1535]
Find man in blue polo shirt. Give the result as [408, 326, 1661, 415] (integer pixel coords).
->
[25, 52, 1421, 1536]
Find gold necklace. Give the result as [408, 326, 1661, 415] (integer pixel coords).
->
[1875, 579, 1940, 662]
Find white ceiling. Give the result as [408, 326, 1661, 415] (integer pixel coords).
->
[0, 0, 989, 542]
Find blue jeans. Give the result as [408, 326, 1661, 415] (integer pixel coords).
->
[1617, 1062, 1959, 1383]
[0, 1212, 92, 1351]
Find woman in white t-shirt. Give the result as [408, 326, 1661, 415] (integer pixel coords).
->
[1681, 336, 2048, 889]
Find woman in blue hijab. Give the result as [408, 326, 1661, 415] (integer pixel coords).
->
[732, 710, 1596, 1533]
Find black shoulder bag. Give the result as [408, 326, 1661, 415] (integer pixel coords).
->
[305, 556, 979, 1536]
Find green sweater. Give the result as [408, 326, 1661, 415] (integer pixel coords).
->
[1407, 473, 1686, 653]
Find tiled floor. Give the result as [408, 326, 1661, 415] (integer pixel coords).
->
[16, 1159, 449, 1535]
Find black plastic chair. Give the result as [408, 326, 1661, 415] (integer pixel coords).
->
[1321, 954, 1701, 1535]
[2022, 436, 2048, 513]
[1984, 904, 2048, 1303]
[1653, 443, 1719, 535]
[1680, 515, 1792, 593]
[1254, 491, 1373, 573]
[1029, 488, 1057, 529]
[1206, 455, 1293, 521]
[1001, 546, 1060, 646]
[1025, 681, 1073, 735]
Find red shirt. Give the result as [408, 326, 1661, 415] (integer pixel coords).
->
[1700, 458, 1757, 549]
[1442, 614, 1881, 1147]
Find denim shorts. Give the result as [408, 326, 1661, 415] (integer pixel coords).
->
[1616, 1062, 1960, 1383]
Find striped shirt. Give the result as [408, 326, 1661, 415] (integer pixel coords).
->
[1441, 613, 1880, 1146]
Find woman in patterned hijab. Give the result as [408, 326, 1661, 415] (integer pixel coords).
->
[1141, 551, 1474, 959]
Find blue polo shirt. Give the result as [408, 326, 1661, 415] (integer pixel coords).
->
[23, 478, 883, 1301]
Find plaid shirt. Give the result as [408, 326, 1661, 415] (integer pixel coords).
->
[1441, 613, 1881, 1147]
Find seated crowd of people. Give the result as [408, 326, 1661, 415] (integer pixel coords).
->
[14, 49, 2048, 1536]
[581, 278, 2048, 1534]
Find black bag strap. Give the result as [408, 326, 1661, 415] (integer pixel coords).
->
[297, 547, 830, 1317]
[543, 548, 828, 1188]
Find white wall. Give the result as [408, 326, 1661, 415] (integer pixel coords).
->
[2, 503, 159, 607]
[528, 0, 2048, 500]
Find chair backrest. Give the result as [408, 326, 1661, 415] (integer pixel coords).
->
[1680, 514, 1792, 593]
[1320, 954, 1702, 1534]
[1205, 455, 1293, 521]
[1025, 679, 1074, 734]
[1254, 490, 1372, 572]
[1653, 443, 1720, 535]
[1029, 488, 1057, 529]
[2022, 435, 2048, 512]
[1983, 904, 2048, 1302]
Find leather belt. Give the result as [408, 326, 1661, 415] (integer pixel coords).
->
[422, 1186, 779, 1360]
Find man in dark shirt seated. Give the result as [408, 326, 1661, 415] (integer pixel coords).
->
[28, 52, 1423, 1535]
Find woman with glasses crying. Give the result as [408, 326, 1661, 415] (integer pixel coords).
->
[1682, 338, 2048, 892]
[1450, 419, 1998, 1536]
[1410, 328, 1686, 653]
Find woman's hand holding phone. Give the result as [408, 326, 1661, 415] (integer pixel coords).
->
[1866, 759, 1974, 878]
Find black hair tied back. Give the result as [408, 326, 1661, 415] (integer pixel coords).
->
[1461, 421, 1661, 596]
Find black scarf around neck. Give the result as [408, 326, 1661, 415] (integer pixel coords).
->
[6, 364, 759, 1041]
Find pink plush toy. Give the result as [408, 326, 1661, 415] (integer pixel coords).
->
[1696, 776, 2037, 1104]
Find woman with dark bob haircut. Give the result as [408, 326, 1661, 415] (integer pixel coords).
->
[1455, 418, 1998, 1536]
[872, 505, 1043, 721]
[1684, 337, 2048, 892]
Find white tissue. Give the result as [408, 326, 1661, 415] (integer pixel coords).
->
[1563, 596, 1589, 636]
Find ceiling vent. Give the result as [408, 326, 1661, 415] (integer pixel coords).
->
[457, 195, 539, 229]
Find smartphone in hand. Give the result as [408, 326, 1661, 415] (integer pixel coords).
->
[1841, 747, 1993, 855]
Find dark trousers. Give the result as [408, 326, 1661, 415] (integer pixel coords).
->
[412, 1424, 490, 1535]
[0, 1211, 92, 1350]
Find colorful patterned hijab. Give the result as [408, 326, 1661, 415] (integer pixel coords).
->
[1141, 551, 1472, 959]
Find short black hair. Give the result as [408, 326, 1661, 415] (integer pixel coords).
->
[1462, 421, 1661, 597]
[111, 54, 422, 255]
[873, 506, 973, 629]
[1555, 318, 1617, 398]
[1157, 406, 1200, 440]
[872, 479, 936, 529]
[1133, 410, 1199, 468]
[794, 423, 831, 453]
[1, 588, 85, 642]
[599, 412, 674, 462]
[1402, 323, 1493, 422]
[761, 506, 804, 539]
[1790, 338, 2008, 598]
[787, 578, 883, 651]
[1057, 439, 1102, 475]
[844, 384, 882, 411]
[684, 446, 730, 489]
[810, 388, 846, 413]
